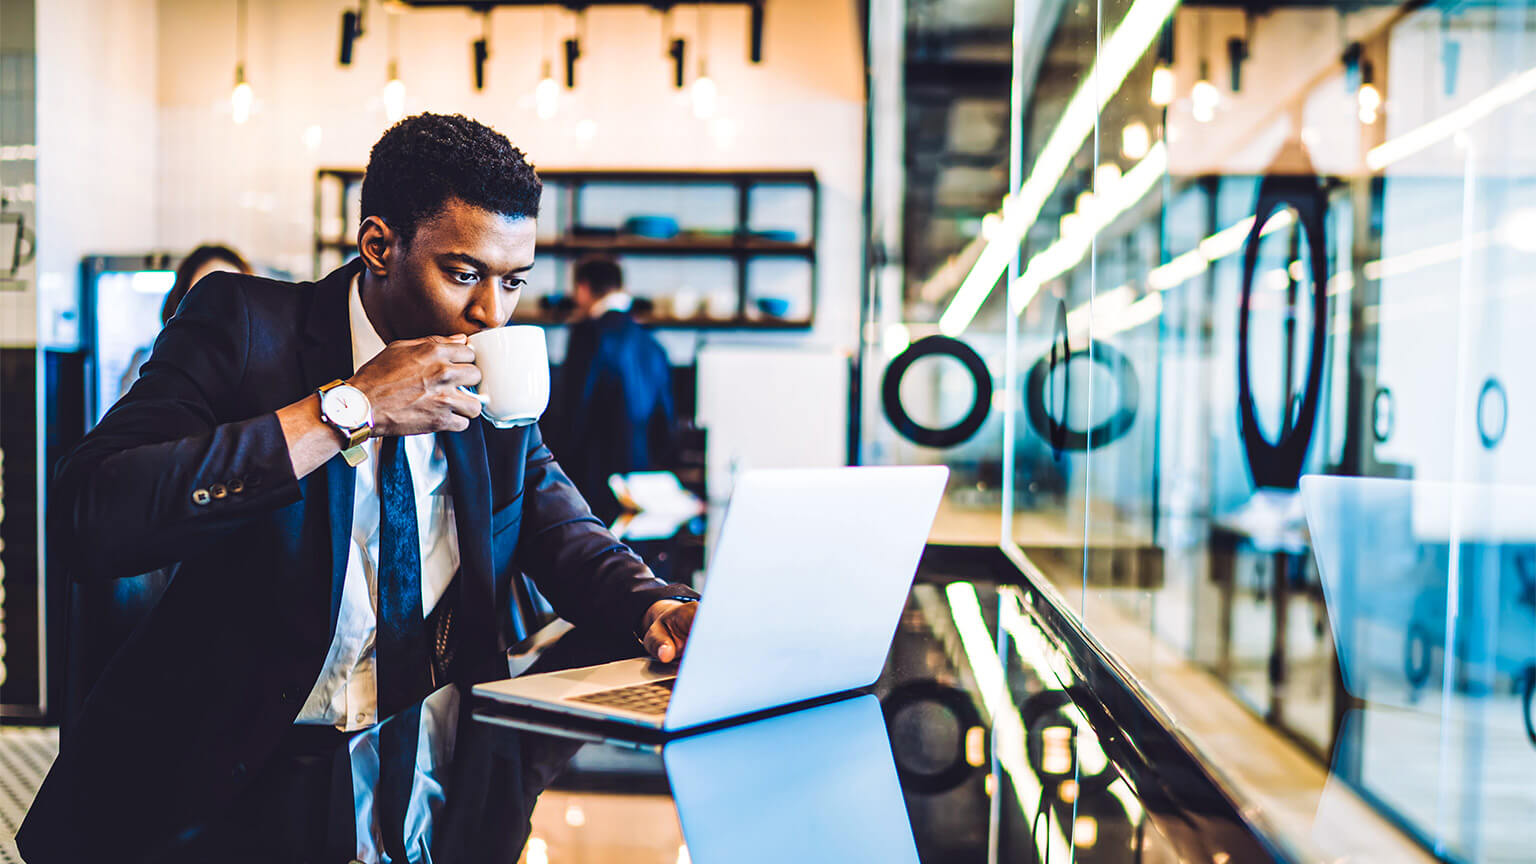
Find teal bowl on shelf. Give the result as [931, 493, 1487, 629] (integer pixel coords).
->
[622, 215, 680, 239]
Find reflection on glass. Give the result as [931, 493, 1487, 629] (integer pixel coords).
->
[663, 694, 918, 863]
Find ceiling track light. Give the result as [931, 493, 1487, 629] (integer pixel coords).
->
[668, 38, 687, 87]
[339, 0, 367, 67]
[748, 0, 764, 63]
[1227, 36, 1246, 92]
[565, 37, 581, 87]
[473, 11, 490, 91]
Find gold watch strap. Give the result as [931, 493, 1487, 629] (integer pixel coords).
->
[317, 379, 372, 464]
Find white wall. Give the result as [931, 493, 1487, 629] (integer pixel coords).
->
[145, 0, 866, 354]
[35, 0, 159, 348]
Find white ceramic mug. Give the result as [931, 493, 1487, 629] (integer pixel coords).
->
[463, 326, 549, 429]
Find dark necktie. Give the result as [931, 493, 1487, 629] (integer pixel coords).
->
[377, 436, 431, 862]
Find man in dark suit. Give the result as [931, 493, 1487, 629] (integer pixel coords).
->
[554, 257, 675, 522]
[18, 113, 698, 864]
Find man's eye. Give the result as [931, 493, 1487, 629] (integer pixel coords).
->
[504, 278, 527, 290]
[451, 271, 479, 284]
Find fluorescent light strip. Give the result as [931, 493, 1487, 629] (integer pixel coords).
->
[1146, 209, 1294, 293]
[938, 0, 1181, 337]
[1367, 64, 1536, 171]
[945, 583, 1073, 862]
[1363, 231, 1494, 281]
[1010, 143, 1171, 316]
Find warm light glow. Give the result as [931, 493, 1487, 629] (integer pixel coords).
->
[1192, 78, 1218, 123]
[1358, 82, 1382, 114]
[692, 75, 718, 119]
[965, 725, 987, 767]
[1041, 726, 1073, 775]
[1094, 162, 1122, 192]
[535, 75, 560, 120]
[1122, 121, 1151, 159]
[527, 837, 549, 864]
[383, 76, 406, 123]
[1151, 63, 1175, 107]
[564, 803, 586, 827]
[1074, 815, 1099, 849]
[231, 80, 253, 125]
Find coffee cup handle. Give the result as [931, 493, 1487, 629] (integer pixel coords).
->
[458, 385, 491, 405]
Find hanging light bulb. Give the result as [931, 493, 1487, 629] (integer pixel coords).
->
[230, 0, 252, 125]
[1122, 120, 1151, 160]
[1191, 60, 1218, 124]
[692, 62, 717, 120]
[1151, 62, 1175, 107]
[692, 6, 717, 119]
[1357, 60, 1381, 125]
[231, 64, 253, 125]
[383, 61, 406, 122]
[536, 60, 559, 120]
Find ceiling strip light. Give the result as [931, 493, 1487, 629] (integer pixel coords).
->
[1367, 64, 1536, 171]
[1009, 142, 1170, 316]
[938, 0, 1181, 337]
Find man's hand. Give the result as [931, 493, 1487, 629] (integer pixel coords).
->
[641, 599, 697, 664]
[349, 334, 483, 436]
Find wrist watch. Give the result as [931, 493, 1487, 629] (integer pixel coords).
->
[316, 379, 373, 467]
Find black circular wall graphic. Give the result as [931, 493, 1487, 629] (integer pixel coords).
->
[882, 335, 993, 449]
[1237, 176, 1330, 490]
[1372, 387, 1394, 444]
[881, 680, 985, 794]
[1478, 377, 1507, 450]
[1024, 339, 1140, 452]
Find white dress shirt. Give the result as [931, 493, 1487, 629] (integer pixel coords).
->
[589, 290, 633, 317]
[296, 273, 463, 863]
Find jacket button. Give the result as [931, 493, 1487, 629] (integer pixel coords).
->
[191, 488, 211, 506]
[210, 483, 228, 499]
[229, 478, 245, 494]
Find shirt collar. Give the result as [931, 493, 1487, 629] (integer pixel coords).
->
[590, 291, 633, 318]
[348, 271, 388, 375]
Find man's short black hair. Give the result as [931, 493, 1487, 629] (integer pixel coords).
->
[574, 256, 624, 296]
[360, 112, 541, 244]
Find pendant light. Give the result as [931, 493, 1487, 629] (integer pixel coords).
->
[692, 6, 717, 119]
[231, 0, 253, 124]
[382, 10, 405, 122]
[535, 10, 559, 118]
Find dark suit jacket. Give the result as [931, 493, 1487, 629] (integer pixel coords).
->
[554, 309, 675, 521]
[17, 260, 696, 863]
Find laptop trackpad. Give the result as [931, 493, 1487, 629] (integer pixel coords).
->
[543, 656, 679, 688]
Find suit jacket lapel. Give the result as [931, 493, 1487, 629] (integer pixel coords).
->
[441, 421, 496, 661]
[298, 260, 363, 635]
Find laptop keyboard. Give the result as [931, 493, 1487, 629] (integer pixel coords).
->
[571, 678, 677, 715]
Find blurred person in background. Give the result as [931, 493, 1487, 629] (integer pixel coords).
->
[119, 244, 253, 396]
[551, 256, 675, 523]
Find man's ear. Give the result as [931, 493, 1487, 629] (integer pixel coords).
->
[357, 216, 397, 277]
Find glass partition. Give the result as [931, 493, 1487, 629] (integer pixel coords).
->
[866, 0, 1536, 858]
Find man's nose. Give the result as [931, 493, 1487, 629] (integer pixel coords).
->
[466, 283, 508, 329]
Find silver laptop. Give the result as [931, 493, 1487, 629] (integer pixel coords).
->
[473, 465, 949, 732]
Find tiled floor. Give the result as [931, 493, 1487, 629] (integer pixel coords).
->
[0, 726, 58, 864]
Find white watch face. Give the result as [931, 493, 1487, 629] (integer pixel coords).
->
[324, 384, 371, 429]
